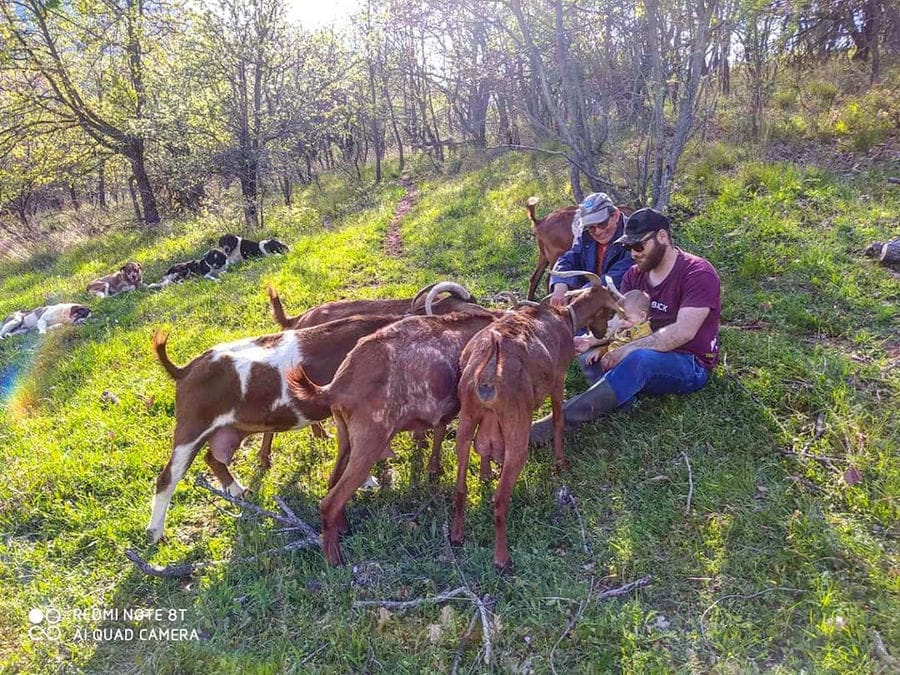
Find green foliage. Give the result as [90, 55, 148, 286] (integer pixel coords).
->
[1, 149, 898, 672]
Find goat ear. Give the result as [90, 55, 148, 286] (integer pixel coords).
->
[564, 288, 587, 300]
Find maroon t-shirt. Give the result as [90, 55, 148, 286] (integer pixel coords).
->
[620, 250, 721, 370]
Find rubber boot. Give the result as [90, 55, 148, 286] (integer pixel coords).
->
[529, 380, 620, 446]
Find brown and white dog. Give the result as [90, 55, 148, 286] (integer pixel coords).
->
[219, 234, 289, 265]
[0, 303, 92, 339]
[86, 262, 143, 298]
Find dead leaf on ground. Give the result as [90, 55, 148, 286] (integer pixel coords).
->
[376, 607, 392, 630]
[843, 466, 863, 486]
[426, 623, 442, 643]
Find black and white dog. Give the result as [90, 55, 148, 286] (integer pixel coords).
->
[218, 234, 289, 265]
[0, 303, 92, 339]
[147, 249, 229, 290]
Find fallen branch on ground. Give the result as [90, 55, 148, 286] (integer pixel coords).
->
[554, 485, 590, 556]
[353, 587, 494, 665]
[195, 474, 320, 541]
[596, 575, 653, 601]
[125, 536, 319, 578]
[125, 475, 321, 578]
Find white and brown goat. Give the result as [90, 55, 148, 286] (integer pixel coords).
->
[451, 271, 622, 571]
[147, 315, 400, 543]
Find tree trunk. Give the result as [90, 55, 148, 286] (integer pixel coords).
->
[98, 162, 107, 208]
[238, 161, 258, 228]
[128, 141, 160, 225]
[282, 174, 292, 206]
[128, 175, 143, 224]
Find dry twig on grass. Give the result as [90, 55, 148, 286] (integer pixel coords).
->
[125, 537, 319, 579]
[195, 474, 320, 542]
[681, 451, 694, 515]
[549, 577, 596, 675]
[596, 575, 653, 601]
[125, 475, 320, 578]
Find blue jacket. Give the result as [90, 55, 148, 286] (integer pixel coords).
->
[549, 219, 633, 291]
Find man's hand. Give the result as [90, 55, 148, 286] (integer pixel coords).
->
[585, 347, 603, 365]
[599, 306, 711, 371]
[550, 283, 568, 308]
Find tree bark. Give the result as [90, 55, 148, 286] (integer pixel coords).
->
[128, 140, 160, 225]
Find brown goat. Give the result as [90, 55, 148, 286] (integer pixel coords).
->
[451, 272, 623, 571]
[287, 304, 505, 566]
[525, 197, 577, 301]
[260, 282, 482, 467]
[147, 315, 401, 544]
[268, 282, 476, 330]
[525, 197, 635, 302]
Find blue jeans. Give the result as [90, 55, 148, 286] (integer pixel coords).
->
[578, 348, 709, 406]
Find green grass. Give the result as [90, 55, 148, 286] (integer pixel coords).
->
[1, 149, 897, 672]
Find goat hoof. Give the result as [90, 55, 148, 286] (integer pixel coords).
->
[145, 528, 164, 545]
[449, 536, 464, 549]
[227, 482, 248, 498]
[493, 558, 515, 576]
[553, 460, 569, 476]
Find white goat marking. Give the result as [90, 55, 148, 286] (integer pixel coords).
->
[211, 332, 302, 400]
[147, 411, 236, 541]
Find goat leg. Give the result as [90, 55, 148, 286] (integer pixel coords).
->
[451, 416, 477, 546]
[257, 432, 274, 471]
[550, 381, 569, 474]
[427, 424, 447, 481]
[491, 425, 529, 573]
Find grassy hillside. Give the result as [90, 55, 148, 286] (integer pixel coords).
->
[1, 149, 897, 672]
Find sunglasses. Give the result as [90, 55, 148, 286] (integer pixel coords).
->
[586, 219, 613, 231]
[623, 232, 658, 253]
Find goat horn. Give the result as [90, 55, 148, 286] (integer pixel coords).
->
[492, 291, 519, 309]
[551, 270, 604, 287]
[409, 282, 439, 311]
[424, 281, 473, 316]
[603, 274, 625, 301]
[516, 300, 540, 308]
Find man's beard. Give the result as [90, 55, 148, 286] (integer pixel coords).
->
[636, 241, 666, 271]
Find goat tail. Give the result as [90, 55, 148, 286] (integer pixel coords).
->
[287, 364, 331, 406]
[474, 331, 501, 403]
[267, 285, 292, 329]
[152, 329, 187, 380]
[525, 196, 540, 231]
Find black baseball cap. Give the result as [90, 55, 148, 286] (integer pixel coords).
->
[614, 208, 670, 245]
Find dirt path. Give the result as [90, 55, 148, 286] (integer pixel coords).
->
[383, 176, 417, 258]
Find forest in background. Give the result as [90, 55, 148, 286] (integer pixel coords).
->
[1, 0, 898, 250]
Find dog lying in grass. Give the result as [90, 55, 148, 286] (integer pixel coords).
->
[0, 303, 92, 339]
[218, 234, 289, 265]
[86, 262, 143, 298]
[146, 249, 228, 290]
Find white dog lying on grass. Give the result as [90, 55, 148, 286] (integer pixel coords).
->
[0, 303, 92, 339]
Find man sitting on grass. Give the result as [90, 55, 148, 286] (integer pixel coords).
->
[531, 208, 721, 443]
